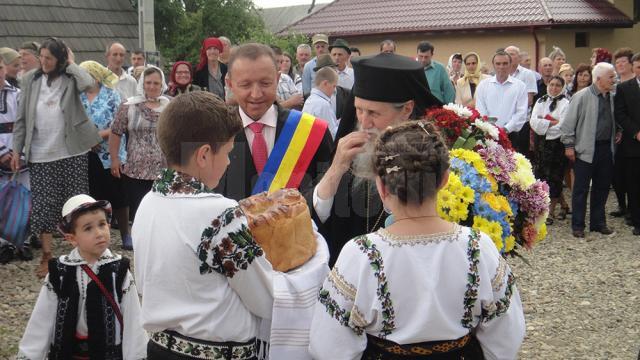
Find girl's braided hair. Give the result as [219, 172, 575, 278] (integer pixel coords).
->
[373, 121, 449, 205]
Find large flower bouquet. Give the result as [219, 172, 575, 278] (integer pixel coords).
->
[428, 104, 549, 255]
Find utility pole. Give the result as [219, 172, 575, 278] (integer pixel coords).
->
[138, 0, 160, 65]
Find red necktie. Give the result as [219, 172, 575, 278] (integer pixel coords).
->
[248, 122, 268, 174]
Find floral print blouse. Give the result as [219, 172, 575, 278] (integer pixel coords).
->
[81, 85, 125, 169]
[111, 102, 167, 180]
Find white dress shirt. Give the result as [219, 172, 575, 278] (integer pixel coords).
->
[240, 105, 278, 156]
[115, 69, 138, 100]
[337, 66, 354, 90]
[512, 65, 538, 95]
[302, 88, 339, 139]
[475, 75, 528, 133]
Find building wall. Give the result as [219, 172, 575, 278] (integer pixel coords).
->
[344, 31, 537, 69]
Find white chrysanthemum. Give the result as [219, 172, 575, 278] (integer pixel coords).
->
[473, 119, 499, 139]
[443, 103, 473, 118]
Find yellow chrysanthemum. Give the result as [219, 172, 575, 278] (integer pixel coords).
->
[536, 222, 547, 242]
[482, 193, 502, 212]
[473, 216, 504, 251]
[509, 153, 536, 188]
[497, 195, 513, 216]
[459, 186, 475, 204]
[505, 235, 516, 252]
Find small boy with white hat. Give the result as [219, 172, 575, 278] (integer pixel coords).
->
[17, 194, 147, 360]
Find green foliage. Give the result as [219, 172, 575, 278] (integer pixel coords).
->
[153, 0, 310, 65]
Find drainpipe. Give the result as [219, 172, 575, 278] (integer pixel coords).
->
[531, 27, 540, 67]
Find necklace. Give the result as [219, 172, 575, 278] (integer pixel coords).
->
[393, 215, 440, 223]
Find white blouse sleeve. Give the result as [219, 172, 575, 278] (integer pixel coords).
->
[529, 101, 550, 136]
[196, 204, 274, 320]
[121, 271, 149, 360]
[474, 235, 526, 360]
[17, 276, 57, 360]
[313, 185, 334, 223]
[309, 241, 369, 360]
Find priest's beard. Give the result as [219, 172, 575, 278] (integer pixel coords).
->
[351, 127, 381, 190]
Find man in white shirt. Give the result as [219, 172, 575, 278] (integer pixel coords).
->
[126, 49, 145, 77]
[475, 50, 528, 149]
[329, 39, 354, 90]
[105, 43, 138, 100]
[217, 43, 333, 201]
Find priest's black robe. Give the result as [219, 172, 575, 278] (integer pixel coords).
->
[310, 171, 388, 267]
[215, 104, 334, 201]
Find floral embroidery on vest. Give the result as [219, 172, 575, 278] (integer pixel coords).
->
[461, 229, 481, 328]
[354, 235, 395, 338]
[197, 206, 263, 278]
[152, 168, 214, 196]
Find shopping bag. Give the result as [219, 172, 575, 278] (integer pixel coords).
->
[0, 177, 32, 248]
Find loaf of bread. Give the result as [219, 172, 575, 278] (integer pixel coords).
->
[239, 189, 317, 272]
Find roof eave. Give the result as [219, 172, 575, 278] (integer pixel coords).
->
[283, 20, 635, 37]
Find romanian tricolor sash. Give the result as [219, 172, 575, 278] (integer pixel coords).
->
[252, 110, 328, 194]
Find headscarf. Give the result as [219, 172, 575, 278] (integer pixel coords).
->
[196, 37, 223, 72]
[79, 60, 119, 89]
[167, 61, 193, 96]
[447, 53, 463, 79]
[462, 52, 483, 85]
[125, 65, 170, 106]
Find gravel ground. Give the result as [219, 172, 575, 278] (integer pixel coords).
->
[1, 192, 639, 359]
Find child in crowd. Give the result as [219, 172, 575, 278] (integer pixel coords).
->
[18, 194, 147, 359]
[302, 66, 339, 139]
[132, 91, 274, 359]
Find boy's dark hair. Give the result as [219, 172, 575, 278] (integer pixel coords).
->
[417, 41, 434, 54]
[157, 91, 242, 166]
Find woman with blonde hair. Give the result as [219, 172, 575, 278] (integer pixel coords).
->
[455, 52, 490, 107]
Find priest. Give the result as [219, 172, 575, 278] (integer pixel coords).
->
[312, 53, 442, 265]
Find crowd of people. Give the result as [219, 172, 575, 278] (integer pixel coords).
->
[0, 32, 638, 359]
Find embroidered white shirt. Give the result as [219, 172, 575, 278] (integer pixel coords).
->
[132, 170, 274, 343]
[530, 96, 570, 140]
[17, 249, 147, 360]
[309, 226, 525, 360]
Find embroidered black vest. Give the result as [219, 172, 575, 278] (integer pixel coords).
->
[47, 257, 130, 360]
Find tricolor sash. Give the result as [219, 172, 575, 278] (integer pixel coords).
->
[252, 110, 328, 194]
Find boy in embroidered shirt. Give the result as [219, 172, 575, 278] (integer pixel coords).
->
[132, 91, 274, 359]
[17, 194, 148, 360]
[303, 66, 339, 139]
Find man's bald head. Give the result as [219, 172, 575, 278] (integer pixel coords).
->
[106, 42, 127, 73]
[538, 57, 553, 77]
[505, 46, 521, 70]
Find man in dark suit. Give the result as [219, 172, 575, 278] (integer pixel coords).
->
[215, 43, 333, 201]
[614, 52, 640, 235]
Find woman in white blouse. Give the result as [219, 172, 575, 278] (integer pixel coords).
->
[455, 52, 490, 107]
[530, 76, 570, 224]
[309, 121, 525, 359]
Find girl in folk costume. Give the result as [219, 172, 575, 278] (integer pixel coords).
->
[166, 60, 201, 97]
[530, 76, 571, 225]
[455, 52, 491, 108]
[309, 121, 525, 359]
[18, 194, 147, 360]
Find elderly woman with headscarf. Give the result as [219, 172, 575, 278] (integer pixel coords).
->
[192, 37, 227, 99]
[78, 61, 133, 250]
[455, 52, 490, 107]
[109, 66, 168, 221]
[308, 52, 525, 360]
[11, 37, 101, 277]
[166, 60, 201, 97]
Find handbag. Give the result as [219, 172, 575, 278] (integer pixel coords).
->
[0, 174, 32, 248]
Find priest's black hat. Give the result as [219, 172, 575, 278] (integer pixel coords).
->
[351, 53, 442, 112]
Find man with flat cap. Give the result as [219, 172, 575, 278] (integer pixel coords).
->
[311, 53, 442, 265]
[329, 39, 355, 90]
